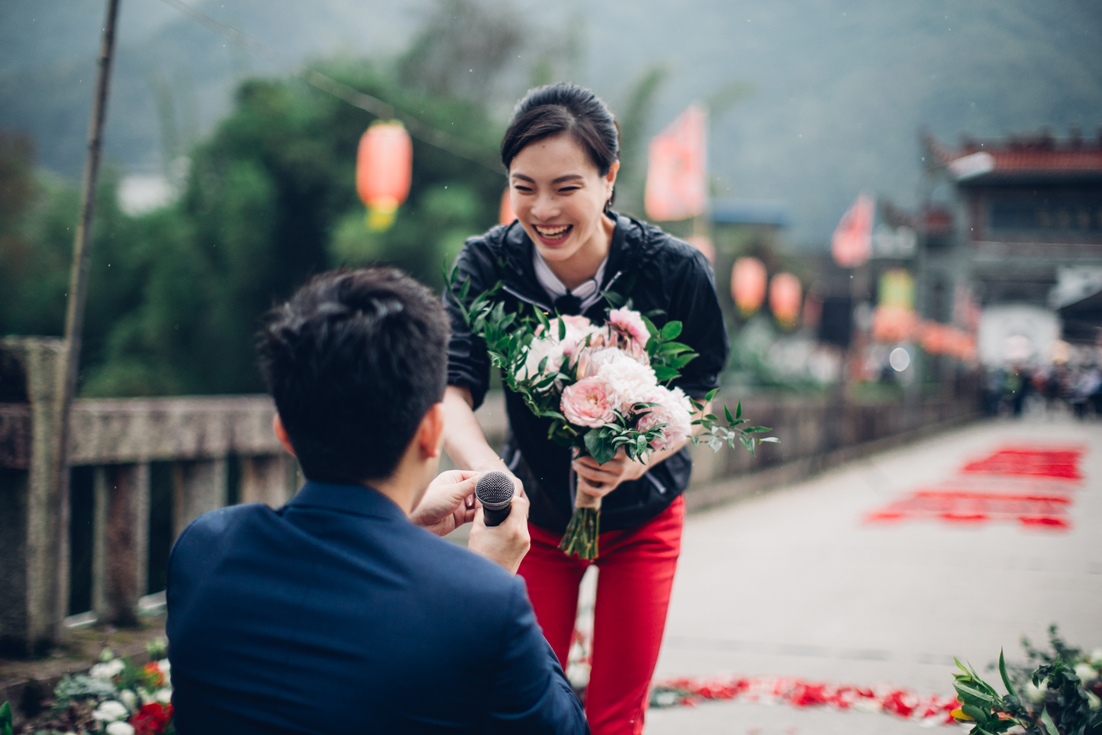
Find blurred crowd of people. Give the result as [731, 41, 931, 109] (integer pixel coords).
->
[984, 362, 1102, 418]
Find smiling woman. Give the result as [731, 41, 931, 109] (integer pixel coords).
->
[442, 83, 730, 735]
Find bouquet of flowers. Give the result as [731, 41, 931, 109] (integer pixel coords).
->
[448, 269, 774, 559]
[3, 642, 175, 735]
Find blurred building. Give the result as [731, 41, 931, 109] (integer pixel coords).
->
[921, 129, 1102, 357]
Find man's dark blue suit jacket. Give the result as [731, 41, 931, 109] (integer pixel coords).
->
[166, 481, 587, 734]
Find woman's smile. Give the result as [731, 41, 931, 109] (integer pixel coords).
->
[532, 224, 574, 245]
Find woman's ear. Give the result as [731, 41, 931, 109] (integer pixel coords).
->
[272, 414, 296, 457]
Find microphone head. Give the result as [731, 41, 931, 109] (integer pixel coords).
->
[475, 471, 514, 511]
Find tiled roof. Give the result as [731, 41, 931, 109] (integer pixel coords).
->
[925, 132, 1102, 181]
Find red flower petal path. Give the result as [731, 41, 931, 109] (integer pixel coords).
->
[650, 674, 961, 726]
[865, 445, 1085, 530]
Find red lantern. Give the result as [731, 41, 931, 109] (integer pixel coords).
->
[769, 272, 802, 327]
[356, 121, 412, 231]
[731, 257, 767, 317]
[685, 235, 715, 263]
[499, 188, 516, 226]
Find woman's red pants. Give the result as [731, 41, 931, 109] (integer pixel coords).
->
[518, 495, 684, 735]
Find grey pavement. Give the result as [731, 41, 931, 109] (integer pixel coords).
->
[641, 414, 1102, 734]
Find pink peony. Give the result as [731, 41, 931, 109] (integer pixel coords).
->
[608, 308, 650, 348]
[635, 386, 694, 450]
[561, 377, 617, 428]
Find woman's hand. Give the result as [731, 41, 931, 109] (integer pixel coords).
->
[572, 449, 648, 498]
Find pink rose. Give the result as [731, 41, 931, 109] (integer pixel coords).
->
[608, 308, 650, 348]
[635, 386, 694, 450]
[561, 376, 617, 428]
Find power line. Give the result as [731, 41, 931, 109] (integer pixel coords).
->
[156, 0, 505, 175]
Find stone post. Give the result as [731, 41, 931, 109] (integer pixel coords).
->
[0, 338, 66, 657]
[92, 463, 150, 625]
[172, 459, 227, 540]
[239, 454, 292, 508]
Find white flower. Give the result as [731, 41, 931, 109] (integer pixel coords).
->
[1075, 662, 1098, 683]
[118, 689, 138, 711]
[90, 659, 125, 681]
[92, 700, 129, 723]
[106, 722, 136, 735]
[595, 351, 657, 413]
[1087, 690, 1101, 710]
[520, 336, 566, 382]
[158, 659, 171, 688]
[1090, 648, 1102, 665]
[154, 687, 173, 704]
[635, 386, 694, 450]
[1024, 679, 1048, 703]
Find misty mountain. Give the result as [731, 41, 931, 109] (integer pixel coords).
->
[2, 0, 1100, 246]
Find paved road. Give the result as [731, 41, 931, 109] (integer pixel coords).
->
[640, 415, 1102, 734]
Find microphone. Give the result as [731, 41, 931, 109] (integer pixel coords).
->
[475, 471, 514, 527]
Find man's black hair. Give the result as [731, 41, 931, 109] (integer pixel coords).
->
[257, 267, 449, 484]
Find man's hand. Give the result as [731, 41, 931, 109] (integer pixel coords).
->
[468, 492, 531, 574]
[572, 448, 648, 498]
[409, 470, 479, 536]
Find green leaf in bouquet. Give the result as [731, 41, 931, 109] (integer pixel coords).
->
[535, 307, 550, 331]
[743, 426, 773, 434]
[660, 321, 683, 340]
[653, 366, 679, 382]
[724, 405, 735, 424]
[584, 429, 618, 465]
[1, 701, 12, 735]
[735, 400, 742, 419]
[758, 437, 780, 443]
[998, 650, 1017, 698]
[706, 388, 720, 402]
[667, 353, 698, 370]
[657, 341, 692, 355]
[740, 435, 756, 455]
[558, 318, 567, 340]
[641, 314, 659, 337]
[601, 289, 626, 308]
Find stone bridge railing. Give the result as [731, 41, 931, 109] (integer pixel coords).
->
[0, 337, 982, 657]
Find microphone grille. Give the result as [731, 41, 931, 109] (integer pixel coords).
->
[475, 471, 514, 508]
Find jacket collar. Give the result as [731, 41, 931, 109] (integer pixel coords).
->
[286, 480, 409, 522]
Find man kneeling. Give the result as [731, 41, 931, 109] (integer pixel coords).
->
[167, 268, 587, 734]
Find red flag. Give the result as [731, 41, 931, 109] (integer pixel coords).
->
[645, 105, 707, 222]
[831, 193, 874, 268]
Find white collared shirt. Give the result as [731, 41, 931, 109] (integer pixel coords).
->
[532, 249, 608, 312]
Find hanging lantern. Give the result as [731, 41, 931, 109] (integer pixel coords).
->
[356, 120, 412, 232]
[499, 188, 516, 226]
[731, 257, 767, 317]
[769, 272, 802, 327]
[685, 235, 715, 263]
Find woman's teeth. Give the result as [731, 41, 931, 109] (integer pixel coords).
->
[534, 224, 571, 239]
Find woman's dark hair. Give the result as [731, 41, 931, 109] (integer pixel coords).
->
[257, 267, 450, 484]
[501, 83, 620, 175]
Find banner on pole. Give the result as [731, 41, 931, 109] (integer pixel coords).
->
[831, 193, 875, 268]
[644, 104, 707, 222]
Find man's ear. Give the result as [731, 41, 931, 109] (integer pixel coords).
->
[272, 414, 296, 457]
[417, 402, 446, 459]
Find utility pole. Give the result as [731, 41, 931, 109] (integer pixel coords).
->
[52, 0, 122, 637]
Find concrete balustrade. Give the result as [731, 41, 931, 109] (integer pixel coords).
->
[0, 337, 981, 657]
